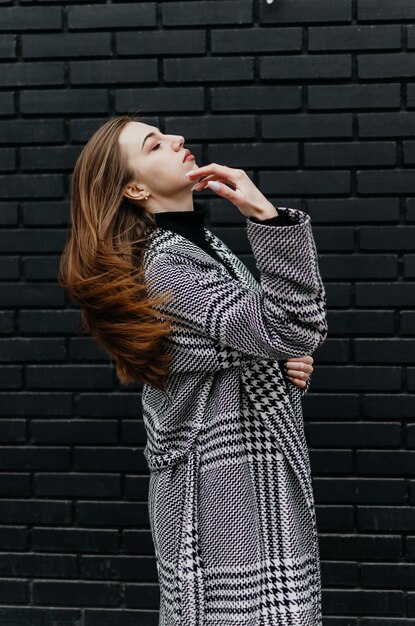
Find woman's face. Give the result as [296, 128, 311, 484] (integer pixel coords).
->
[119, 121, 198, 210]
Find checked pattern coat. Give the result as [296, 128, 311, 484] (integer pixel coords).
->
[141, 205, 328, 626]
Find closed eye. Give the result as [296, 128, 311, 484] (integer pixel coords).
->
[152, 143, 161, 150]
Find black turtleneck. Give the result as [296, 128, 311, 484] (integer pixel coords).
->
[153, 201, 293, 281]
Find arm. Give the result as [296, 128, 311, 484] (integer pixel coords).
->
[146, 206, 328, 371]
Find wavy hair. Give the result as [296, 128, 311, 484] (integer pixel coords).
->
[57, 115, 174, 390]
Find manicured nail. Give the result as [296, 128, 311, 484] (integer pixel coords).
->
[207, 181, 221, 191]
[185, 170, 198, 178]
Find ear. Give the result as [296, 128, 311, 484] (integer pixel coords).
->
[123, 180, 146, 202]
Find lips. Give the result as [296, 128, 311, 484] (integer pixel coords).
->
[183, 149, 195, 162]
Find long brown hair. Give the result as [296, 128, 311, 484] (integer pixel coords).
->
[58, 115, 174, 390]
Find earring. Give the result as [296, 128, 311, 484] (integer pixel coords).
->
[145, 194, 150, 200]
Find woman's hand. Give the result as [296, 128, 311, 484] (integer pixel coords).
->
[284, 355, 314, 389]
[185, 162, 278, 219]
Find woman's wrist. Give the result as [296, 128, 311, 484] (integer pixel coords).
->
[249, 203, 279, 221]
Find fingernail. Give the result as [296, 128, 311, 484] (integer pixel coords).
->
[185, 170, 198, 179]
[191, 183, 200, 191]
[207, 181, 220, 191]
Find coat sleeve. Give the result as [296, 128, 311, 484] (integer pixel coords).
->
[146, 206, 328, 368]
[147, 207, 327, 368]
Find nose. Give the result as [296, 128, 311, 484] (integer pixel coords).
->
[174, 135, 185, 150]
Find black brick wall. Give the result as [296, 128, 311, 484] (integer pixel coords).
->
[1, 0, 414, 624]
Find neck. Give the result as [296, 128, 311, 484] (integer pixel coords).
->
[153, 201, 209, 243]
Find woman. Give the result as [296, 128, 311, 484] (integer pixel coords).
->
[58, 115, 328, 626]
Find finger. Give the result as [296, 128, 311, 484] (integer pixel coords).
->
[192, 175, 233, 191]
[285, 355, 313, 365]
[287, 369, 308, 381]
[205, 179, 245, 203]
[287, 377, 306, 388]
[185, 163, 242, 186]
[285, 361, 310, 375]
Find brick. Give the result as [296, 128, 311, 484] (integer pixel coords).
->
[359, 53, 415, 79]
[355, 339, 415, 362]
[0, 120, 64, 144]
[212, 27, 302, 53]
[308, 84, 400, 110]
[0, 608, 82, 626]
[262, 113, 353, 138]
[356, 283, 415, 306]
[163, 1, 252, 26]
[211, 86, 301, 111]
[358, 506, 415, 531]
[167, 57, 253, 82]
[304, 141, 396, 167]
[0, 367, 22, 390]
[307, 198, 400, 223]
[0, 62, 64, 86]
[323, 589, 404, 616]
[0, 35, 16, 58]
[0, 393, 72, 416]
[358, 0, 415, 21]
[0, 7, 61, 31]
[359, 226, 415, 252]
[32, 422, 117, 446]
[19, 310, 80, 334]
[0, 175, 63, 199]
[260, 0, 352, 23]
[22, 256, 60, 281]
[31, 528, 118, 553]
[0, 92, 14, 116]
[77, 502, 149, 527]
[259, 170, 350, 195]
[358, 452, 415, 476]
[406, 84, 415, 108]
[78, 394, 141, 418]
[359, 112, 415, 137]
[321, 562, 358, 586]
[68, 3, 156, 30]
[0, 283, 65, 307]
[208, 141, 299, 168]
[74, 448, 147, 473]
[320, 253, 397, 279]
[20, 89, 108, 114]
[310, 450, 353, 474]
[0, 339, 66, 362]
[164, 115, 257, 141]
[21, 147, 82, 172]
[117, 29, 205, 56]
[316, 478, 406, 504]
[115, 87, 204, 114]
[363, 394, 415, 419]
[22, 201, 69, 225]
[308, 422, 401, 447]
[26, 365, 113, 390]
[404, 141, 415, 164]
[0, 229, 66, 252]
[33, 581, 122, 607]
[408, 25, 415, 49]
[261, 54, 351, 80]
[309, 25, 401, 51]
[0, 148, 16, 171]
[316, 505, 354, 530]
[70, 59, 157, 85]
[0, 257, 19, 280]
[318, 534, 402, 560]
[0, 499, 71, 524]
[358, 169, 415, 194]
[22, 33, 111, 58]
[0, 203, 18, 226]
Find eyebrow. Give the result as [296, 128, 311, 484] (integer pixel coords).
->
[141, 130, 159, 151]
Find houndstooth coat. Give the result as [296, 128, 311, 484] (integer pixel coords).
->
[141, 205, 328, 626]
